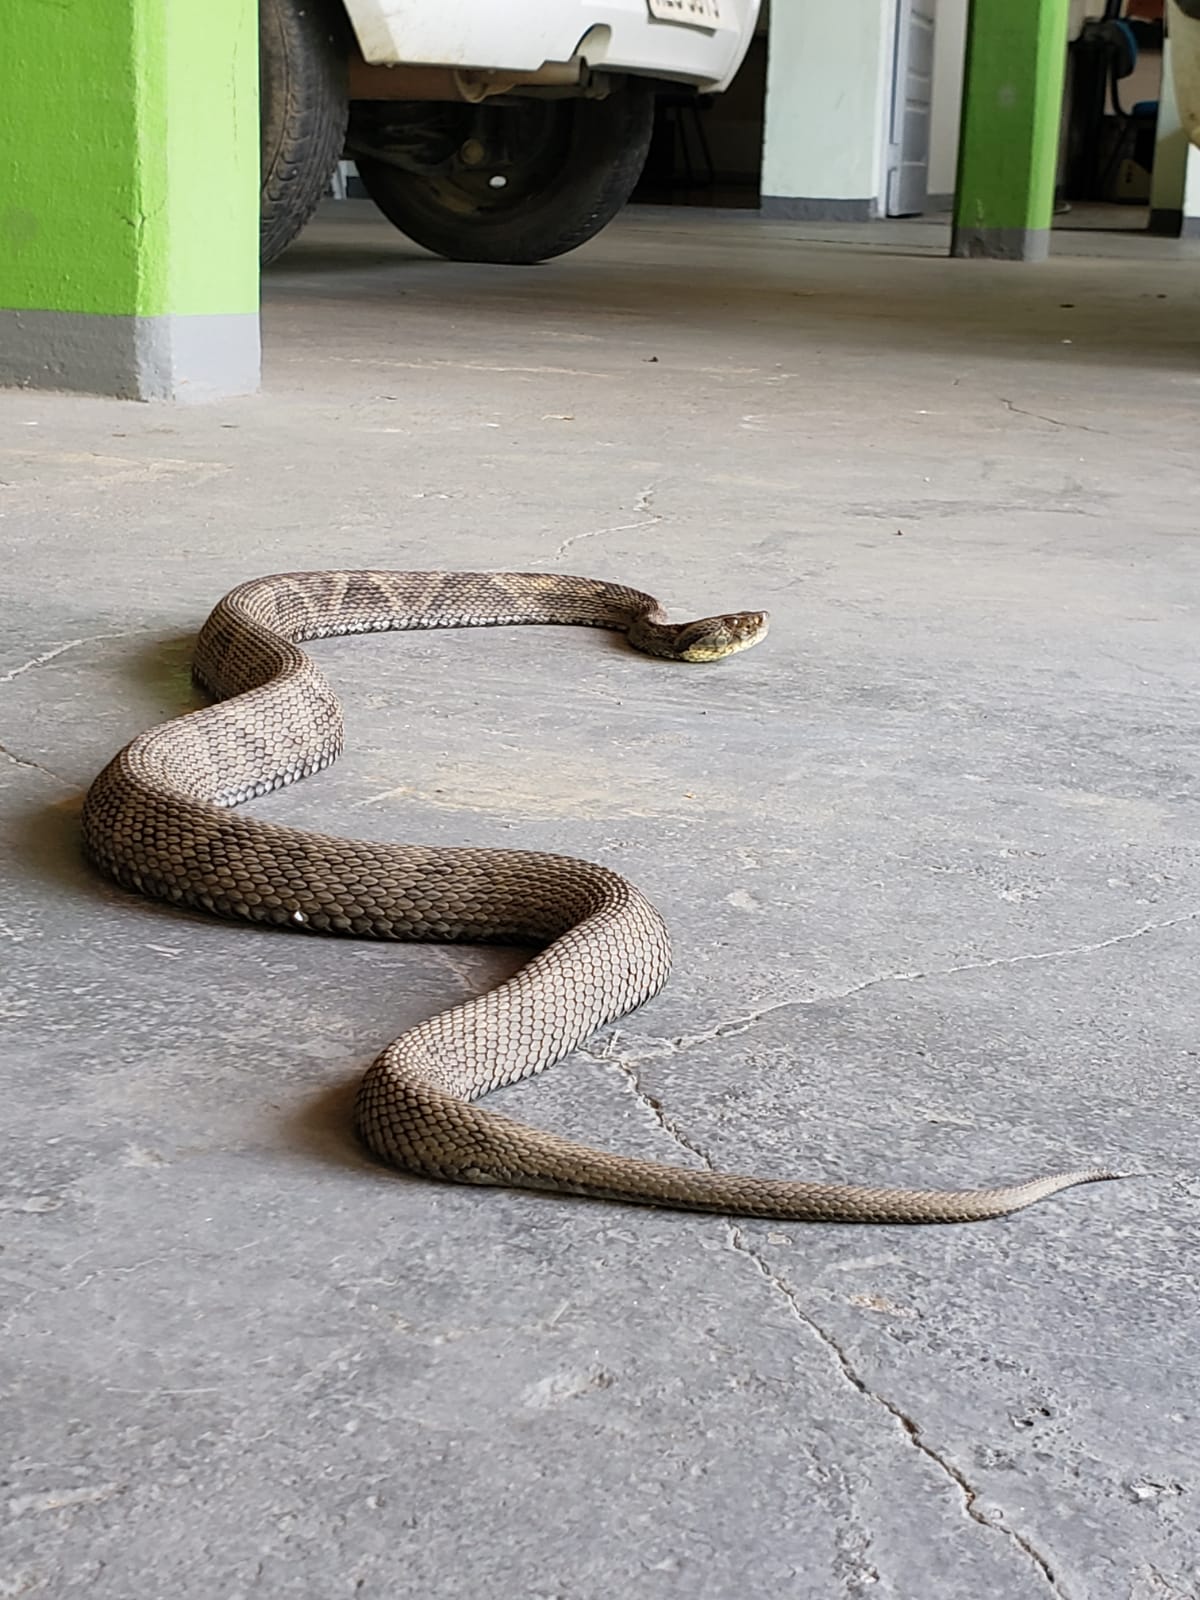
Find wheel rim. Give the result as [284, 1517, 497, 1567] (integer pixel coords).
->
[360, 100, 580, 219]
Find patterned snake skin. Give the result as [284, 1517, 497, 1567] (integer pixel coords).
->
[82, 571, 1118, 1223]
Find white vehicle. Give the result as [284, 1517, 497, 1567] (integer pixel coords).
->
[260, 0, 760, 265]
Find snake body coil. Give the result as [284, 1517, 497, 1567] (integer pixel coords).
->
[82, 571, 1117, 1224]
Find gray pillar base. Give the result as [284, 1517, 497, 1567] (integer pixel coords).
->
[1149, 211, 1200, 239]
[950, 225, 1050, 262]
[761, 196, 878, 222]
[1148, 207, 1183, 237]
[0, 309, 260, 401]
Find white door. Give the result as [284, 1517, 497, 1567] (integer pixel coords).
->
[886, 0, 936, 216]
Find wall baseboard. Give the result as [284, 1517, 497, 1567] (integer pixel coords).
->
[760, 196, 878, 222]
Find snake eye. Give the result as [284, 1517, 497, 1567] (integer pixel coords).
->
[725, 611, 768, 644]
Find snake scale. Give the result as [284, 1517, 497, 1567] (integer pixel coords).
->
[82, 570, 1118, 1224]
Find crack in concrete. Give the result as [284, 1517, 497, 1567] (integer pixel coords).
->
[580, 913, 1196, 1595]
[0, 639, 85, 684]
[0, 740, 72, 786]
[594, 1034, 1070, 1596]
[593, 1029, 715, 1168]
[590, 912, 1199, 1070]
[553, 483, 661, 560]
[726, 1226, 1071, 1598]
[1000, 397, 1113, 438]
[1, 628, 156, 784]
[0, 628, 147, 687]
[553, 514, 661, 561]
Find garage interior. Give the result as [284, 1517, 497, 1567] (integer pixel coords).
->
[3, 2, 1199, 1597]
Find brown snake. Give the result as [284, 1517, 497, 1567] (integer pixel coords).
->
[82, 570, 1118, 1223]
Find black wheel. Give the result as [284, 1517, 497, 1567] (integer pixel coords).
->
[350, 85, 656, 264]
[259, 0, 349, 266]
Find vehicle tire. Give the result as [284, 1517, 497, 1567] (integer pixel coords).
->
[351, 85, 656, 264]
[259, 0, 349, 266]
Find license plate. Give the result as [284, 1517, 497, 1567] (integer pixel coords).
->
[648, 0, 723, 26]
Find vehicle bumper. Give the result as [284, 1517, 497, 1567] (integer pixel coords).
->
[344, 0, 761, 94]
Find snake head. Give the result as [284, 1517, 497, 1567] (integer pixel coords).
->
[673, 610, 770, 663]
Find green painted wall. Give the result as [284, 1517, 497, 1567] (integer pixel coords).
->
[0, 0, 258, 319]
[953, 0, 1070, 233]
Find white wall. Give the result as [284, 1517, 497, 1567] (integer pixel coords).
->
[761, 0, 896, 208]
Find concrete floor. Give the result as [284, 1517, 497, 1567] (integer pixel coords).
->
[3, 202, 1199, 1599]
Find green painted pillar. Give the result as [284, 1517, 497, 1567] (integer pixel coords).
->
[0, 0, 259, 401]
[950, 0, 1069, 261]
